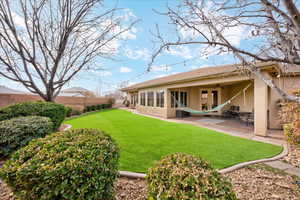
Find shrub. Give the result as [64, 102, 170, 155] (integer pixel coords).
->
[147, 153, 237, 200]
[284, 123, 300, 145]
[90, 105, 96, 111]
[0, 128, 119, 200]
[65, 106, 72, 117]
[0, 101, 66, 130]
[72, 109, 82, 116]
[0, 116, 53, 157]
[103, 103, 112, 109]
[96, 104, 102, 110]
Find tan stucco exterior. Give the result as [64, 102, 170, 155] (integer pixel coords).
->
[123, 63, 300, 136]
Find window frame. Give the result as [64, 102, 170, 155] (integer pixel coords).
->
[140, 92, 146, 106]
[147, 91, 154, 107]
[156, 90, 165, 108]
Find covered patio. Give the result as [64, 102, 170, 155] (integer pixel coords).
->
[165, 76, 274, 136]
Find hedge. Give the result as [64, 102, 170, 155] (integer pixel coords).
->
[0, 128, 119, 200]
[147, 153, 237, 200]
[83, 103, 112, 113]
[0, 101, 66, 130]
[0, 116, 53, 157]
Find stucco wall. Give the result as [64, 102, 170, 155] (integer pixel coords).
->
[227, 81, 254, 112]
[268, 76, 300, 129]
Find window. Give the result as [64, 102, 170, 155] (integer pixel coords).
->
[180, 92, 187, 107]
[171, 91, 179, 108]
[140, 92, 146, 106]
[147, 92, 154, 106]
[156, 90, 164, 107]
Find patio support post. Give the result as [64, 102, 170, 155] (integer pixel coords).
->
[254, 75, 269, 136]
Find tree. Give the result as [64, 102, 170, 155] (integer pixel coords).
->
[0, 0, 137, 101]
[150, 0, 300, 102]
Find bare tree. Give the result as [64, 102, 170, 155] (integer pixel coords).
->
[150, 0, 300, 102]
[0, 0, 137, 101]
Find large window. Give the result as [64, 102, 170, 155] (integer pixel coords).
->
[156, 90, 164, 107]
[171, 91, 179, 108]
[147, 91, 154, 106]
[180, 91, 187, 107]
[140, 92, 146, 106]
[171, 91, 188, 108]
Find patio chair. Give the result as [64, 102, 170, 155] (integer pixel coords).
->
[222, 106, 240, 118]
[239, 112, 254, 126]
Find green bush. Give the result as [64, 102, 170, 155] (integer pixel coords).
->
[0, 116, 53, 157]
[72, 109, 82, 116]
[284, 123, 300, 145]
[0, 128, 119, 200]
[65, 106, 72, 117]
[96, 104, 102, 110]
[90, 105, 96, 111]
[0, 101, 66, 130]
[147, 153, 237, 200]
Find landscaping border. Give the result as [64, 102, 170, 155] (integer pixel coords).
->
[62, 123, 288, 179]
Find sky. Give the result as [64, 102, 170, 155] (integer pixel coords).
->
[0, 0, 244, 95]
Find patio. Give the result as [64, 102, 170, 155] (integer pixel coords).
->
[174, 115, 284, 140]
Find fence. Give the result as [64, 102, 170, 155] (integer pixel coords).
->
[0, 93, 110, 110]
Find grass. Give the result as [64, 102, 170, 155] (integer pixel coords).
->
[65, 109, 282, 173]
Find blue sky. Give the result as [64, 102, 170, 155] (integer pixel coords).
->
[0, 0, 241, 95]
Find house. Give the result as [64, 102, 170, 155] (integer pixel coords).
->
[121, 62, 300, 136]
[60, 87, 95, 97]
[0, 85, 26, 94]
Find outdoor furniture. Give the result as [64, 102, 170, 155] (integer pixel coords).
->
[176, 110, 191, 118]
[239, 112, 254, 126]
[222, 106, 240, 118]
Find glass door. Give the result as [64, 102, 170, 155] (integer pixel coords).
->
[200, 90, 208, 111]
[211, 90, 219, 109]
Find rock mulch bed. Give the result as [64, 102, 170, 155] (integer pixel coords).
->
[225, 164, 300, 200]
[115, 178, 147, 200]
[282, 145, 300, 168]
[1, 163, 299, 200]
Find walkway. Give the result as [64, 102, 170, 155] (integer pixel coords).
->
[265, 160, 300, 177]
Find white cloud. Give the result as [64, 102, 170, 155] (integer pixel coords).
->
[12, 13, 25, 28]
[124, 48, 151, 61]
[149, 65, 172, 72]
[154, 72, 177, 78]
[120, 66, 132, 73]
[165, 46, 193, 59]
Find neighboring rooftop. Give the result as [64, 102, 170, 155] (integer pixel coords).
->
[121, 62, 284, 92]
[60, 87, 95, 97]
[0, 85, 26, 94]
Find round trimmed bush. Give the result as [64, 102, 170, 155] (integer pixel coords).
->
[284, 123, 300, 145]
[0, 101, 66, 130]
[0, 116, 53, 157]
[0, 128, 119, 200]
[147, 153, 237, 200]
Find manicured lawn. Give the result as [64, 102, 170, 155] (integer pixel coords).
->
[65, 109, 282, 173]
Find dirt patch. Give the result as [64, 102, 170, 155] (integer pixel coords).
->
[282, 145, 300, 168]
[1, 164, 299, 200]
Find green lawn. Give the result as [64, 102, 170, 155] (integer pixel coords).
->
[65, 109, 282, 173]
